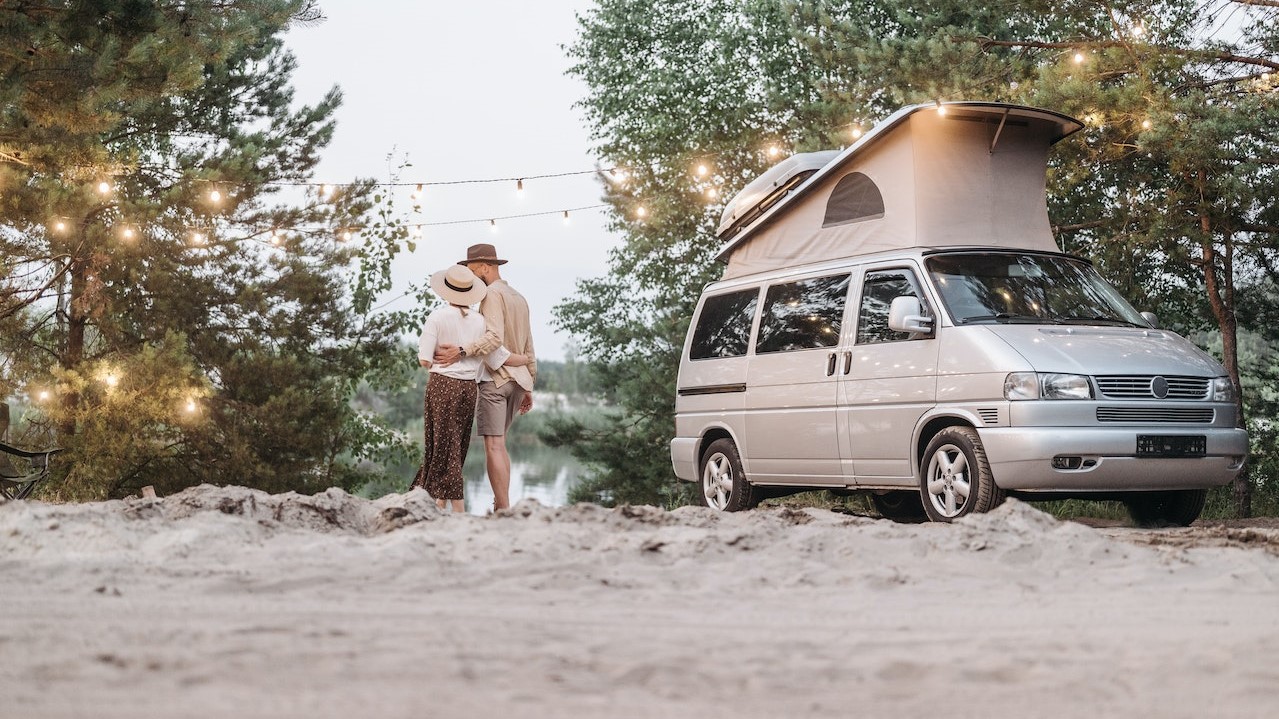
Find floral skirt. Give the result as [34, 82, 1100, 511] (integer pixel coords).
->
[410, 374, 477, 501]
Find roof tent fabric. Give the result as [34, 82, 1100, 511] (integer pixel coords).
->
[717, 103, 1083, 280]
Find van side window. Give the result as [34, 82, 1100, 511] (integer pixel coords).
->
[689, 288, 759, 359]
[756, 274, 851, 354]
[857, 269, 925, 344]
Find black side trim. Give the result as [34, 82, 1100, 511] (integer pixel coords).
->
[678, 383, 747, 396]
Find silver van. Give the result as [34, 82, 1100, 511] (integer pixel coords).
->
[669, 102, 1247, 525]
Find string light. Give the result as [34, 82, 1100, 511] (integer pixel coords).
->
[341, 230, 353, 242]
[516, 178, 525, 198]
[562, 210, 570, 225]
[1141, 119, 1152, 129]
[104, 373, 119, 388]
[489, 219, 498, 233]
[850, 126, 863, 140]
[185, 399, 197, 413]
[270, 230, 282, 246]
[767, 146, 781, 158]
[411, 225, 423, 238]
[320, 184, 333, 198]
[696, 163, 709, 176]
[208, 189, 222, 203]
[38, 390, 49, 401]
[1073, 51, 1086, 64]
[635, 206, 647, 219]
[53, 220, 66, 232]
[705, 187, 719, 199]
[935, 100, 947, 116]
[411, 183, 424, 201]
[97, 181, 111, 194]
[121, 227, 135, 240]
[191, 231, 206, 245]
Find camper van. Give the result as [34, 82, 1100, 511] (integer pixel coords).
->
[670, 102, 1247, 525]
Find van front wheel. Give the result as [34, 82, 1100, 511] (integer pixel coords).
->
[699, 438, 760, 512]
[919, 427, 1003, 522]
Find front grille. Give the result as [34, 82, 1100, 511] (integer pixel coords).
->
[1096, 407, 1215, 423]
[1094, 375, 1210, 400]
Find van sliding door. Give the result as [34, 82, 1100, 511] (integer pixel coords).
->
[744, 272, 850, 484]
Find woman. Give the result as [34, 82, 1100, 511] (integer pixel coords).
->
[412, 264, 529, 511]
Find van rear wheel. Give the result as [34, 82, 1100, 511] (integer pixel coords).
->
[1124, 489, 1207, 527]
[699, 438, 760, 512]
[919, 427, 1003, 522]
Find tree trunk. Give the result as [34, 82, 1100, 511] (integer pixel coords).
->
[1198, 171, 1251, 517]
[60, 254, 87, 440]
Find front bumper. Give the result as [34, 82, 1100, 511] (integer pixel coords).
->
[978, 426, 1248, 491]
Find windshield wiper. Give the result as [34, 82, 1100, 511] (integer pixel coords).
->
[1060, 315, 1145, 327]
[959, 313, 1060, 324]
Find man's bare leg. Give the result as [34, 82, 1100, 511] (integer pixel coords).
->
[484, 434, 512, 510]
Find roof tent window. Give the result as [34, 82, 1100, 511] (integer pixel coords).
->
[822, 172, 885, 227]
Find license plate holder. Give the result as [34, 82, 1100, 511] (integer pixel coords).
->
[1136, 435, 1206, 458]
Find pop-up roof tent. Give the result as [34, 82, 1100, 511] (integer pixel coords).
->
[715, 102, 1084, 280]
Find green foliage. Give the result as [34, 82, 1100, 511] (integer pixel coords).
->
[564, 0, 1279, 512]
[0, 1, 420, 499]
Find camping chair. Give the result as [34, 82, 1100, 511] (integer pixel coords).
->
[0, 403, 62, 501]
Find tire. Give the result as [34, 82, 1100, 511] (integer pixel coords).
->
[870, 490, 928, 523]
[699, 438, 761, 512]
[1124, 489, 1207, 527]
[919, 426, 1003, 522]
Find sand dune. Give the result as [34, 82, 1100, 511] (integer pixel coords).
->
[2, 486, 1277, 718]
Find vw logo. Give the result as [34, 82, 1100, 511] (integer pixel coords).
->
[1151, 376, 1169, 399]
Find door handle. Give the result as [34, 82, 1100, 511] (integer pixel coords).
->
[826, 352, 837, 376]
[842, 351, 852, 375]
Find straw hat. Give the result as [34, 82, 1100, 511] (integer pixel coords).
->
[430, 264, 488, 306]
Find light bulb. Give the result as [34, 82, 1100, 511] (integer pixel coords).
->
[320, 184, 333, 197]
[192, 232, 205, 245]
[767, 146, 780, 158]
[851, 127, 863, 139]
[489, 219, 498, 233]
[209, 189, 222, 203]
[610, 168, 628, 185]
[696, 164, 708, 176]
[706, 187, 718, 199]
[411, 184, 423, 201]
[38, 390, 49, 401]
[517, 178, 525, 196]
[412, 225, 423, 238]
[1074, 52, 1085, 64]
[341, 230, 353, 242]
[97, 181, 111, 194]
[104, 374, 118, 388]
[1141, 119, 1152, 129]
[121, 227, 134, 239]
[1132, 24, 1144, 38]
[936, 101, 947, 116]
[186, 399, 197, 413]
[562, 210, 570, 225]
[54, 221, 66, 232]
[636, 206, 647, 219]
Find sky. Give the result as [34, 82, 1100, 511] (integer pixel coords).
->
[284, 0, 616, 362]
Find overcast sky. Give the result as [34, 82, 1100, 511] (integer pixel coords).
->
[284, 0, 615, 362]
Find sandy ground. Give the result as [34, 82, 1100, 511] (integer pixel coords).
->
[2, 486, 1278, 719]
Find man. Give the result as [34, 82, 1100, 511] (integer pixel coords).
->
[434, 243, 535, 511]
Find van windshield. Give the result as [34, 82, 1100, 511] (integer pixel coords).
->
[925, 252, 1149, 327]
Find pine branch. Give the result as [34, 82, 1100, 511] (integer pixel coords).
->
[969, 36, 1279, 71]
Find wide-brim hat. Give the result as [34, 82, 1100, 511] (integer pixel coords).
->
[458, 242, 508, 266]
[431, 264, 488, 306]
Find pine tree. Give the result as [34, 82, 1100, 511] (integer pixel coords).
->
[0, 0, 416, 499]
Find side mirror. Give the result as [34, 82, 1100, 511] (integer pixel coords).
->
[888, 296, 933, 335]
[1140, 311, 1159, 329]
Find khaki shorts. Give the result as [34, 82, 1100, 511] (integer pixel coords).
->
[476, 380, 527, 436]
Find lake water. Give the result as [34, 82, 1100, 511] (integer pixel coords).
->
[460, 438, 585, 515]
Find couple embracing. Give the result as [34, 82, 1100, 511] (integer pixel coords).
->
[412, 243, 536, 513]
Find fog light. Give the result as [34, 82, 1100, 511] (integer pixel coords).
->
[1052, 456, 1083, 470]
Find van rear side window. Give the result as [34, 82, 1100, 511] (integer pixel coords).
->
[690, 288, 759, 359]
[756, 274, 851, 354]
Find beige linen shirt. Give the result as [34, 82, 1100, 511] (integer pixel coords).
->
[463, 279, 536, 390]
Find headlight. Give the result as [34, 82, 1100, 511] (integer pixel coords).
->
[1212, 376, 1236, 403]
[1004, 372, 1093, 400]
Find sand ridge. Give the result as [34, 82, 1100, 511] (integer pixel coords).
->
[2, 486, 1277, 718]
